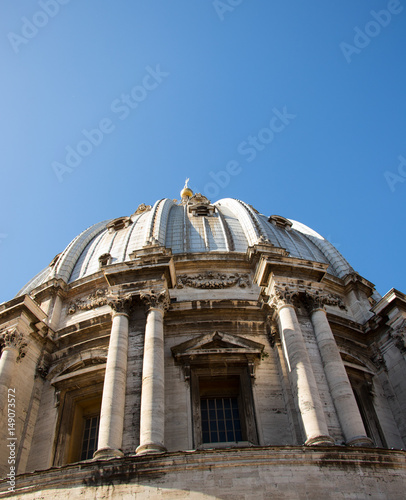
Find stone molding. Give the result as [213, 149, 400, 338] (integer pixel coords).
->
[140, 289, 170, 312]
[0, 328, 27, 362]
[176, 272, 250, 289]
[68, 289, 108, 315]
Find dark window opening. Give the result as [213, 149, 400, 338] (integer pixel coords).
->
[347, 368, 387, 448]
[80, 414, 100, 460]
[201, 397, 242, 443]
[198, 375, 246, 444]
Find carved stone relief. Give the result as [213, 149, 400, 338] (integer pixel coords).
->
[176, 272, 250, 289]
[67, 289, 108, 315]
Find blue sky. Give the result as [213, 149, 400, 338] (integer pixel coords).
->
[0, 0, 405, 303]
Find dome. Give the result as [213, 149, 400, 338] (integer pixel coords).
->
[17, 195, 353, 296]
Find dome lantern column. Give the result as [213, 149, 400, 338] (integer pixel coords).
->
[136, 290, 169, 455]
[94, 295, 133, 460]
[305, 293, 373, 447]
[271, 287, 334, 446]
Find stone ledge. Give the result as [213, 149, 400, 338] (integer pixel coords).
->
[1, 446, 405, 498]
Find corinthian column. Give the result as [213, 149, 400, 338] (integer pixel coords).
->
[94, 296, 133, 459]
[0, 329, 27, 415]
[306, 293, 372, 446]
[272, 287, 334, 446]
[136, 290, 169, 455]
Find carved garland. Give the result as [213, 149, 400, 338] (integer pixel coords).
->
[176, 272, 250, 289]
[68, 289, 108, 315]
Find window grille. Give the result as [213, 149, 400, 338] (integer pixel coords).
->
[80, 415, 100, 460]
[201, 396, 242, 443]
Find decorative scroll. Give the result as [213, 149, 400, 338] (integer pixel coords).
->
[0, 328, 27, 362]
[370, 343, 387, 371]
[134, 203, 152, 215]
[68, 289, 108, 315]
[265, 318, 278, 348]
[176, 272, 250, 289]
[302, 290, 347, 312]
[36, 352, 50, 379]
[140, 289, 170, 311]
[390, 320, 406, 353]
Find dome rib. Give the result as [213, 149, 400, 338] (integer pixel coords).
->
[290, 220, 353, 278]
[53, 220, 109, 283]
[216, 209, 234, 252]
[15, 197, 358, 297]
[80, 230, 109, 279]
[122, 214, 141, 260]
[215, 199, 260, 246]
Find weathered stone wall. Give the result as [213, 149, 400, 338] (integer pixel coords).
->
[1, 448, 405, 499]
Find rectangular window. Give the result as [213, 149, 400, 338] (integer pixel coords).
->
[201, 397, 242, 443]
[80, 414, 100, 460]
[192, 372, 257, 447]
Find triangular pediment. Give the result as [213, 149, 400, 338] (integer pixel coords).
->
[171, 331, 264, 358]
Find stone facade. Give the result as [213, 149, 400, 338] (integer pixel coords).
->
[0, 190, 405, 498]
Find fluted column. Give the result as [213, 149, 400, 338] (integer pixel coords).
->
[307, 294, 373, 446]
[0, 329, 27, 416]
[272, 288, 334, 446]
[94, 296, 132, 459]
[136, 290, 169, 455]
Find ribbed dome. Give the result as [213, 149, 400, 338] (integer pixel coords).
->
[17, 196, 353, 296]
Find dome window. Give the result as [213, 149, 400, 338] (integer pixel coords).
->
[189, 204, 215, 217]
[99, 253, 112, 268]
[106, 216, 132, 232]
[268, 215, 293, 230]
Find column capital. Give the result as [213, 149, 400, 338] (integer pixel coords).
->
[140, 289, 170, 313]
[269, 285, 298, 311]
[108, 294, 135, 316]
[303, 291, 347, 314]
[0, 328, 27, 362]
